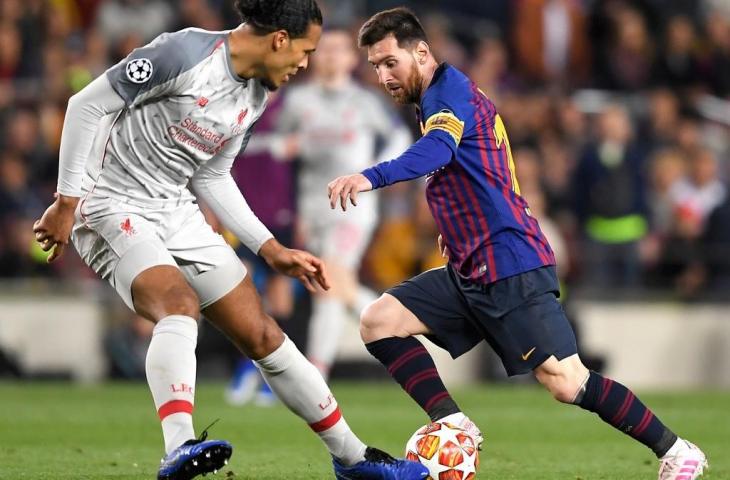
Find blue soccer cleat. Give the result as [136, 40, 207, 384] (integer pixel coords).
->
[333, 446, 430, 480]
[157, 427, 232, 480]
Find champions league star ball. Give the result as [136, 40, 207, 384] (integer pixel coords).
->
[405, 422, 479, 479]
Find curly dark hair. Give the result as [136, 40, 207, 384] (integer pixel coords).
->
[235, 0, 323, 38]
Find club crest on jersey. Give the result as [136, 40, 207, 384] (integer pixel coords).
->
[237, 109, 248, 125]
[120, 217, 136, 236]
[126, 58, 153, 84]
[229, 109, 249, 136]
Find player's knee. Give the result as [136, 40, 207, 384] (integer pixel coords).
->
[134, 283, 200, 322]
[535, 357, 588, 404]
[159, 284, 200, 319]
[245, 315, 285, 360]
[359, 297, 393, 342]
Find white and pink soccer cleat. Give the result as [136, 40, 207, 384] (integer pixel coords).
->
[658, 440, 708, 480]
[438, 412, 484, 450]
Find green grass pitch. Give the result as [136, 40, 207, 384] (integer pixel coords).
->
[0, 382, 726, 479]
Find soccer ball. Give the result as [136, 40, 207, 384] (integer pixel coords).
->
[405, 421, 479, 479]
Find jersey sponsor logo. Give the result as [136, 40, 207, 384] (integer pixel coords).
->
[423, 110, 465, 144]
[125, 58, 153, 84]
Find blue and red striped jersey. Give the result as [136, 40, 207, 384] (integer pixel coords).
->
[363, 63, 555, 283]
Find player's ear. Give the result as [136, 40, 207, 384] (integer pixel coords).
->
[415, 41, 429, 65]
[272, 30, 291, 52]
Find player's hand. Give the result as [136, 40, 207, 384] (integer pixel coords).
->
[259, 239, 330, 292]
[32, 193, 79, 263]
[327, 174, 373, 212]
[438, 234, 450, 258]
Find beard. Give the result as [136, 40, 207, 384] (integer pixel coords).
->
[261, 77, 279, 91]
[390, 61, 423, 105]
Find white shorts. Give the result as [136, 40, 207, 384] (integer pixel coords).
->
[71, 193, 246, 311]
[301, 206, 378, 270]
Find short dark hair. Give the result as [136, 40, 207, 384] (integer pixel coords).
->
[235, 0, 323, 38]
[358, 7, 428, 48]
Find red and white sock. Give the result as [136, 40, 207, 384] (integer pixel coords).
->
[145, 315, 198, 454]
[255, 336, 367, 466]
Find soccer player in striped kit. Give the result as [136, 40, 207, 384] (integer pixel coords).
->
[32, 1, 427, 479]
[328, 8, 708, 480]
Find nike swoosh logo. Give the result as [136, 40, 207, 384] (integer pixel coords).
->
[521, 347, 536, 361]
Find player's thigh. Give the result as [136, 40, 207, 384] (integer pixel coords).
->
[72, 211, 180, 315]
[166, 205, 248, 310]
[482, 291, 578, 377]
[368, 266, 481, 358]
[359, 293, 431, 342]
[202, 275, 284, 360]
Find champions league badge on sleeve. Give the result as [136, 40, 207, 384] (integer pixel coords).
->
[126, 58, 153, 84]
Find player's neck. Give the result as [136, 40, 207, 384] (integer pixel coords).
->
[227, 26, 266, 80]
[419, 59, 440, 97]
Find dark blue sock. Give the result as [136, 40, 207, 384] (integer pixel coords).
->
[366, 336, 459, 421]
[577, 371, 677, 457]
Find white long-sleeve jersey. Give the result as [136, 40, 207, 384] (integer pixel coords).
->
[56, 28, 274, 252]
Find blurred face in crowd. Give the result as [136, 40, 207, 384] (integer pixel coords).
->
[367, 34, 428, 105]
[262, 22, 321, 90]
[599, 106, 632, 145]
[690, 149, 718, 186]
[312, 29, 357, 80]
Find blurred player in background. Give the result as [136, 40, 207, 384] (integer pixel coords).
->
[31, 0, 428, 479]
[225, 27, 411, 405]
[328, 8, 708, 480]
[274, 26, 412, 379]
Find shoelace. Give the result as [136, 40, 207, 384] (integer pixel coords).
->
[363, 447, 396, 466]
[183, 418, 220, 446]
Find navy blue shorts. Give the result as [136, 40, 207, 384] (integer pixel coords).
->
[387, 265, 577, 376]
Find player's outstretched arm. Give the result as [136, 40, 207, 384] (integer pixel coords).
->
[327, 173, 373, 211]
[258, 238, 330, 292]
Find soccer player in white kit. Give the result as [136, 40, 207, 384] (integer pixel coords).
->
[271, 27, 411, 378]
[31, 1, 428, 479]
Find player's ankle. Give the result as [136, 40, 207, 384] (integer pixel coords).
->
[436, 411, 466, 424]
[427, 398, 461, 422]
[661, 437, 687, 459]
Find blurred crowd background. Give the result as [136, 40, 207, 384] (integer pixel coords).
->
[0, 0, 729, 380]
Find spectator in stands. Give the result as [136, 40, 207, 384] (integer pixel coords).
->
[512, 0, 591, 86]
[573, 105, 648, 288]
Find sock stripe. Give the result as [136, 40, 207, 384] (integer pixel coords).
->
[404, 368, 440, 394]
[599, 378, 613, 405]
[388, 346, 429, 375]
[611, 391, 634, 425]
[633, 410, 654, 437]
[158, 400, 194, 421]
[309, 407, 342, 433]
[424, 391, 451, 412]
